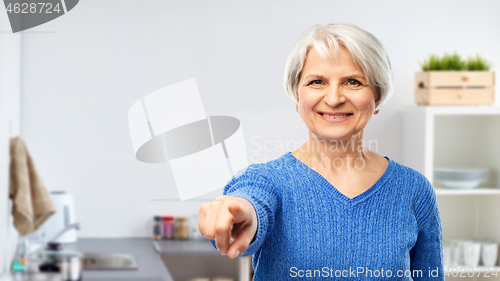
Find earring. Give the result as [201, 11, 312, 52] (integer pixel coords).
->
[374, 109, 380, 114]
[296, 108, 299, 113]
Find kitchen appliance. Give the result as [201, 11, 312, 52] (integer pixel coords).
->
[38, 191, 78, 243]
[27, 223, 83, 281]
[28, 242, 83, 281]
[434, 167, 489, 189]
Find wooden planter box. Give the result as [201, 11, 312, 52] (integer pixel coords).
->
[415, 71, 495, 105]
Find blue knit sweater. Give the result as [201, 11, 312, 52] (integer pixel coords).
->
[210, 151, 444, 280]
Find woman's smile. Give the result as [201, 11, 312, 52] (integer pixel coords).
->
[318, 112, 353, 123]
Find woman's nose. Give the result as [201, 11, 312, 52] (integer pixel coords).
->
[324, 86, 346, 107]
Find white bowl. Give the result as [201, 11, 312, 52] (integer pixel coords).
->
[440, 180, 483, 189]
[434, 168, 488, 189]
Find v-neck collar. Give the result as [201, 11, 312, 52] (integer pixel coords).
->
[285, 151, 395, 206]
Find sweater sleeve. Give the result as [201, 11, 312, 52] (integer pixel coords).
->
[209, 165, 281, 257]
[409, 175, 444, 280]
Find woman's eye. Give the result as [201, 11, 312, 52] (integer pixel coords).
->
[308, 80, 323, 86]
[347, 79, 362, 86]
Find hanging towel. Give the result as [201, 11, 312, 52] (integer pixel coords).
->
[8, 136, 55, 236]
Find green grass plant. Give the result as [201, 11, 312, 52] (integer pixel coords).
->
[419, 53, 490, 71]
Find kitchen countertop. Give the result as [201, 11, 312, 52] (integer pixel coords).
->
[153, 239, 220, 257]
[13, 238, 175, 281]
[68, 238, 174, 281]
[11, 238, 226, 281]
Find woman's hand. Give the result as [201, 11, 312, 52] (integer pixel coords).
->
[198, 195, 258, 259]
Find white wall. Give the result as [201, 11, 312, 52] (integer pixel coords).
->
[19, 0, 500, 237]
[0, 7, 21, 273]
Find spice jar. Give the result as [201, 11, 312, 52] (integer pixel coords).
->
[174, 216, 189, 240]
[153, 216, 163, 240]
[162, 216, 174, 239]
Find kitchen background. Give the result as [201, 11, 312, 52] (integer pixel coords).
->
[2, 0, 500, 237]
[0, 0, 500, 279]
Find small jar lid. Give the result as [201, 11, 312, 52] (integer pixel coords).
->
[175, 216, 188, 222]
[162, 216, 174, 221]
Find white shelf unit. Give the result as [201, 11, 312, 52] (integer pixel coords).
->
[403, 105, 500, 280]
[402, 105, 500, 182]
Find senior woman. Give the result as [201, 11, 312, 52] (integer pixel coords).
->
[198, 22, 443, 280]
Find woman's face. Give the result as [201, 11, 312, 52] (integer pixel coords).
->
[296, 45, 380, 142]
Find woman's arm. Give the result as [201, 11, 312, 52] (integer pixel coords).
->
[409, 177, 444, 280]
[204, 165, 281, 257]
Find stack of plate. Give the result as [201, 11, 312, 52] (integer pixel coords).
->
[434, 168, 489, 189]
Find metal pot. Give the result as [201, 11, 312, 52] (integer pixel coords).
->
[27, 242, 83, 281]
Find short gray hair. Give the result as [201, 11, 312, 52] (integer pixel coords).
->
[283, 23, 393, 111]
